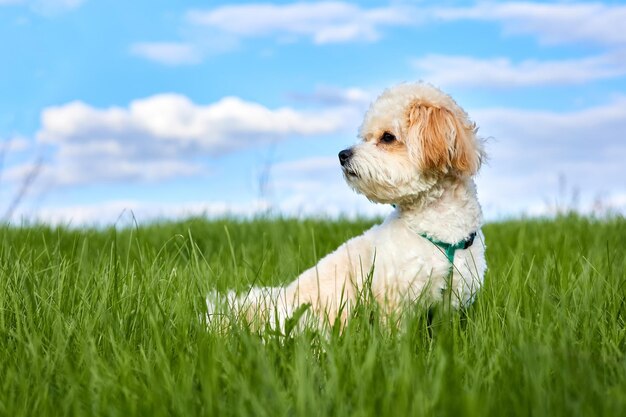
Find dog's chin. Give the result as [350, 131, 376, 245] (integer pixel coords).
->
[342, 170, 394, 204]
[342, 168, 366, 196]
[342, 165, 438, 205]
[342, 166, 360, 180]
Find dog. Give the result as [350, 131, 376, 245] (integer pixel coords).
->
[207, 82, 487, 329]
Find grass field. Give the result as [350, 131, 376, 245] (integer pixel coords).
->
[1, 215, 625, 416]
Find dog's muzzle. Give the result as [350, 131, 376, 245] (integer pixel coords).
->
[338, 148, 353, 166]
[339, 148, 359, 178]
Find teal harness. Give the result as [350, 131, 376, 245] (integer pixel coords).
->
[419, 232, 477, 271]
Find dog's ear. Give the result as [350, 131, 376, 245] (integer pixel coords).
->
[407, 102, 482, 176]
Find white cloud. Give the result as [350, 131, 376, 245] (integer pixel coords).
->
[434, 2, 626, 46]
[1, 136, 31, 153]
[38, 94, 352, 150]
[132, 1, 626, 65]
[4, 158, 203, 189]
[130, 42, 202, 66]
[14, 199, 273, 226]
[10, 92, 361, 188]
[474, 97, 626, 152]
[130, 2, 626, 65]
[412, 52, 626, 88]
[3, 161, 33, 181]
[181, 2, 626, 49]
[186, 2, 411, 45]
[288, 85, 372, 107]
[473, 97, 626, 217]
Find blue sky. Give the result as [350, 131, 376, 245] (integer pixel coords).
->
[1, 0, 625, 225]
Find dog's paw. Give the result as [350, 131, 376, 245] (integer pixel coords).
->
[204, 289, 238, 328]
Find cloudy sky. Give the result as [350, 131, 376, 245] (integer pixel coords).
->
[1, 0, 625, 225]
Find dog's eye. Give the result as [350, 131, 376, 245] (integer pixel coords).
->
[380, 132, 396, 143]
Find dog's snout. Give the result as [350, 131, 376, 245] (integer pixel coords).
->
[338, 148, 353, 166]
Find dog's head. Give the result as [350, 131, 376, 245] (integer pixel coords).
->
[339, 83, 485, 204]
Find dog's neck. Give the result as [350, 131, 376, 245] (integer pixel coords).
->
[394, 177, 483, 242]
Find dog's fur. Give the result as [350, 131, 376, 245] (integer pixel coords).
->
[208, 82, 486, 328]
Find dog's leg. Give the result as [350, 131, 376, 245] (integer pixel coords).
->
[206, 234, 375, 330]
[281, 235, 374, 326]
[206, 286, 293, 330]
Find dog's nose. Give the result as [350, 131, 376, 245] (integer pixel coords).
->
[338, 148, 353, 166]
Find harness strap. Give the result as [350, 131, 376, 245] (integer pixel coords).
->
[419, 232, 477, 268]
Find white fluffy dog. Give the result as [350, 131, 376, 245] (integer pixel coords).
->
[208, 82, 486, 328]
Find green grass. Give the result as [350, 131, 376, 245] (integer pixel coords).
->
[1, 215, 625, 416]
